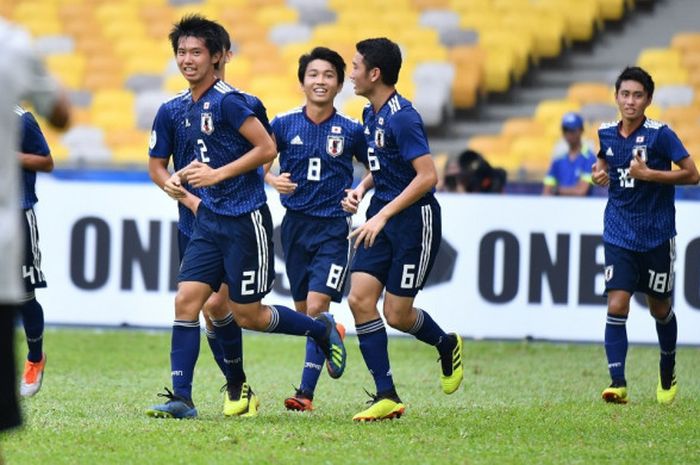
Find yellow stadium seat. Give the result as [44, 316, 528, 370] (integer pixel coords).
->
[597, 0, 626, 21]
[651, 67, 689, 86]
[411, 0, 451, 9]
[480, 31, 533, 81]
[671, 32, 700, 54]
[45, 53, 87, 90]
[255, 5, 298, 27]
[637, 48, 682, 70]
[662, 106, 700, 128]
[111, 145, 149, 165]
[164, 74, 189, 94]
[501, 118, 547, 142]
[681, 52, 700, 72]
[567, 82, 613, 105]
[172, 4, 221, 21]
[482, 48, 515, 93]
[534, 99, 581, 124]
[467, 135, 511, 159]
[538, 0, 601, 43]
[452, 69, 481, 109]
[341, 96, 369, 121]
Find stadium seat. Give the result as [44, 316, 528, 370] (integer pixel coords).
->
[501, 118, 547, 142]
[45, 53, 87, 90]
[661, 106, 700, 128]
[671, 32, 700, 54]
[534, 99, 581, 124]
[256, 5, 299, 27]
[637, 48, 682, 70]
[653, 85, 695, 109]
[341, 96, 369, 121]
[579, 103, 619, 123]
[597, 0, 626, 21]
[567, 82, 613, 105]
[268, 23, 312, 46]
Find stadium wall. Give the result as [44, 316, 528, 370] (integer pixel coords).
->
[35, 176, 700, 344]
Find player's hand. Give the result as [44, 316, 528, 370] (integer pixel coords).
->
[348, 212, 387, 249]
[269, 172, 297, 194]
[163, 173, 187, 199]
[591, 162, 609, 187]
[182, 160, 221, 188]
[341, 188, 363, 214]
[629, 153, 649, 181]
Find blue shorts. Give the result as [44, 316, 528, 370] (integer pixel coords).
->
[351, 195, 441, 297]
[604, 239, 676, 299]
[22, 208, 46, 293]
[281, 210, 351, 303]
[177, 228, 190, 263]
[178, 204, 275, 304]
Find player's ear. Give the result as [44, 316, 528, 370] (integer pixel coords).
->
[369, 67, 381, 83]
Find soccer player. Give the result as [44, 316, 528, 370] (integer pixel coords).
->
[592, 66, 699, 405]
[542, 112, 596, 196]
[265, 46, 366, 411]
[342, 38, 464, 421]
[145, 16, 346, 419]
[16, 106, 54, 397]
[0, 16, 70, 453]
[148, 18, 270, 412]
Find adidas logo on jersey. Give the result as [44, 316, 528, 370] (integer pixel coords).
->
[290, 135, 303, 145]
[606, 147, 614, 157]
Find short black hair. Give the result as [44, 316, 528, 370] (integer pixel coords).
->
[169, 15, 225, 68]
[356, 37, 402, 86]
[213, 22, 231, 53]
[297, 47, 346, 84]
[615, 66, 655, 97]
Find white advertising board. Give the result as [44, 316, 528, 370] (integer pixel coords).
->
[34, 176, 700, 343]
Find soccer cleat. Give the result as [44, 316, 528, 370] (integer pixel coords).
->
[439, 333, 464, 395]
[656, 372, 678, 405]
[20, 353, 47, 397]
[284, 388, 314, 412]
[315, 312, 346, 379]
[353, 390, 405, 422]
[223, 382, 259, 417]
[145, 388, 198, 419]
[601, 384, 628, 404]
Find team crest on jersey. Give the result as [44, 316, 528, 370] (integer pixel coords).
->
[632, 145, 647, 162]
[605, 266, 614, 282]
[326, 135, 344, 157]
[374, 128, 385, 148]
[201, 112, 214, 135]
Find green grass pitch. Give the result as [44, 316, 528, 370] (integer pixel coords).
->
[4, 329, 700, 465]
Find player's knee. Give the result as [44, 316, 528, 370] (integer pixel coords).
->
[203, 293, 229, 320]
[607, 298, 629, 316]
[174, 292, 200, 320]
[383, 309, 411, 332]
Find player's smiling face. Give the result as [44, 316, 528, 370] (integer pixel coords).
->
[302, 59, 341, 105]
[616, 80, 651, 122]
[350, 52, 372, 97]
[176, 36, 220, 86]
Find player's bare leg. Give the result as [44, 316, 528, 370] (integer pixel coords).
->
[602, 290, 632, 403]
[647, 295, 677, 403]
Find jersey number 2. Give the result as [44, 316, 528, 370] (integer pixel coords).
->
[197, 139, 210, 163]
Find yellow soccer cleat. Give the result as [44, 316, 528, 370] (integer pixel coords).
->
[440, 333, 464, 395]
[656, 373, 678, 405]
[602, 384, 628, 404]
[223, 382, 260, 417]
[352, 391, 405, 422]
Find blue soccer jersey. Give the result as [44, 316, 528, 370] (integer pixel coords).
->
[362, 92, 433, 203]
[184, 80, 267, 216]
[149, 90, 200, 236]
[271, 107, 366, 217]
[544, 143, 595, 189]
[598, 118, 689, 251]
[17, 107, 50, 210]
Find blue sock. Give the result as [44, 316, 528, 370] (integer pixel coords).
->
[655, 307, 677, 389]
[21, 298, 44, 363]
[264, 305, 326, 339]
[604, 313, 628, 386]
[299, 336, 325, 396]
[211, 313, 245, 385]
[204, 328, 227, 377]
[171, 320, 200, 401]
[356, 319, 395, 395]
[408, 307, 449, 350]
